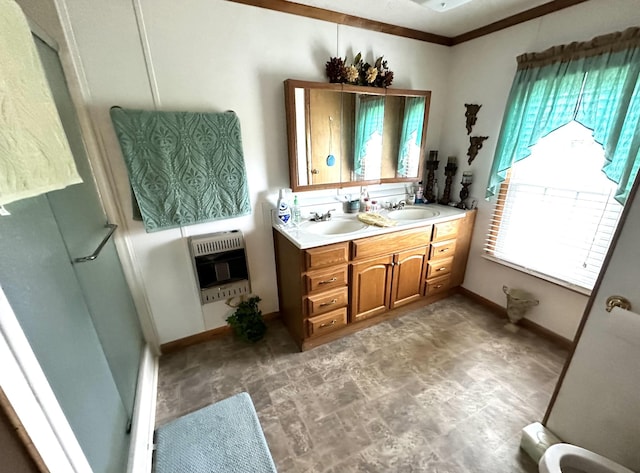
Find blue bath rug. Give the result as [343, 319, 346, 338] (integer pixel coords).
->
[154, 392, 277, 473]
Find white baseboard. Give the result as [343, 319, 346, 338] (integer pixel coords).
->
[127, 345, 158, 473]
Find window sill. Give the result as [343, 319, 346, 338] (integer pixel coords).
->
[481, 254, 592, 297]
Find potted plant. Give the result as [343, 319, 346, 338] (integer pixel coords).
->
[226, 296, 266, 343]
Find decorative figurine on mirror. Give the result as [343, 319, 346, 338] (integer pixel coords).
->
[424, 150, 439, 203]
[439, 157, 458, 205]
[467, 135, 488, 165]
[457, 171, 473, 209]
[464, 104, 482, 134]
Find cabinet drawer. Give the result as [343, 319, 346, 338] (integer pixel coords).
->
[426, 257, 454, 279]
[304, 243, 349, 271]
[425, 274, 451, 296]
[432, 219, 460, 242]
[351, 226, 432, 260]
[306, 286, 348, 316]
[305, 265, 348, 294]
[429, 239, 457, 260]
[307, 308, 348, 337]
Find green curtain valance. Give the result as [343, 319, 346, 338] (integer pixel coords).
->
[486, 27, 640, 205]
[517, 27, 640, 70]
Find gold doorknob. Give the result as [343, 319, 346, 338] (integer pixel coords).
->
[605, 295, 631, 313]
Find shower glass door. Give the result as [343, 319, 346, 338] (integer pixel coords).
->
[35, 36, 144, 420]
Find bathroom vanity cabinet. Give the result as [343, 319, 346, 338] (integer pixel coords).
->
[273, 209, 476, 350]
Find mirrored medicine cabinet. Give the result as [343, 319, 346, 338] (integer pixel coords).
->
[284, 79, 432, 192]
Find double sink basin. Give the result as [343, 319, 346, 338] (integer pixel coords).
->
[299, 206, 442, 236]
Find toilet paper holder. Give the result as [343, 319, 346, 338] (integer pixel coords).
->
[605, 295, 632, 313]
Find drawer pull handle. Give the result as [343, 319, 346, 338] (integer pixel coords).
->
[439, 248, 449, 253]
[434, 284, 444, 289]
[319, 277, 338, 285]
[319, 299, 338, 307]
[319, 320, 337, 329]
[437, 267, 447, 271]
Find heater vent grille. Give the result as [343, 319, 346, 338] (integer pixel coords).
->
[201, 281, 251, 303]
[188, 230, 251, 305]
[191, 231, 244, 256]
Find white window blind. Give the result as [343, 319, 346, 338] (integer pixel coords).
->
[485, 122, 623, 292]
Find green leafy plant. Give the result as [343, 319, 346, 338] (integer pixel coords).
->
[226, 296, 266, 343]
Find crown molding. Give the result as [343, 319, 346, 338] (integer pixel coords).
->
[227, 0, 589, 46]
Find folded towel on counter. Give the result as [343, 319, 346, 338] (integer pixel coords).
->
[0, 0, 81, 206]
[110, 108, 251, 232]
[357, 212, 398, 227]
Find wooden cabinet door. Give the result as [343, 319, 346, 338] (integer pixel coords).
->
[450, 209, 477, 287]
[391, 247, 426, 309]
[350, 255, 393, 322]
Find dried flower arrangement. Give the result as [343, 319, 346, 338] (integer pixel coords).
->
[325, 53, 394, 88]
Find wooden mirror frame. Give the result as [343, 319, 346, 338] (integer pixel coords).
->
[284, 79, 432, 192]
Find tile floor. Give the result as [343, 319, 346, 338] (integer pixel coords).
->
[155, 294, 568, 472]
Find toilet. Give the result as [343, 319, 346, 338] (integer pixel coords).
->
[539, 443, 636, 473]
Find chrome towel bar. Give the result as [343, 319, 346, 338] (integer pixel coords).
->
[74, 223, 117, 263]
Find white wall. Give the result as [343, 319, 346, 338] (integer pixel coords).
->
[440, 0, 640, 340]
[60, 0, 640, 344]
[60, 0, 451, 343]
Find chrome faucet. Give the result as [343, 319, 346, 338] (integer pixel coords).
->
[310, 209, 335, 222]
[392, 200, 406, 210]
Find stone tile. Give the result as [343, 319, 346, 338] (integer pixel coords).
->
[278, 404, 315, 457]
[429, 424, 474, 461]
[276, 450, 326, 473]
[262, 421, 293, 462]
[310, 376, 366, 418]
[357, 427, 432, 471]
[411, 371, 465, 408]
[305, 412, 371, 467]
[371, 390, 430, 437]
[155, 298, 568, 472]
[154, 383, 180, 426]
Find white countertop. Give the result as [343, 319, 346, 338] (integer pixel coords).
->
[273, 204, 469, 249]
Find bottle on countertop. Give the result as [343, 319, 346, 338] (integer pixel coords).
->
[277, 188, 292, 226]
[415, 182, 424, 203]
[359, 187, 369, 212]
[292, 194, 301, 225]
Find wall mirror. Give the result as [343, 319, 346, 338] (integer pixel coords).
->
[284, 79, 431, 192]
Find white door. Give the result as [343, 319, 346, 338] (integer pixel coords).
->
[545, 182, 640, 470]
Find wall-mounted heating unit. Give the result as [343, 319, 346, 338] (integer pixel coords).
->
[188, 230, 250, 304]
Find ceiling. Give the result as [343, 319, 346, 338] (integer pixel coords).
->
[275, 0, 587, 43]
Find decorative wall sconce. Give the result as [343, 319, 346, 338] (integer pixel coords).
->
[467, 135, 488, 165]
[464, 104, 482, 135]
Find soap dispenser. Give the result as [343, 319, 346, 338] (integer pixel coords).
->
[277, 188, 292, 225]
[292, 194, 301, 225]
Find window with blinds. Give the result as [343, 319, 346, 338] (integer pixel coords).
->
[485, 122, 623, 293]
